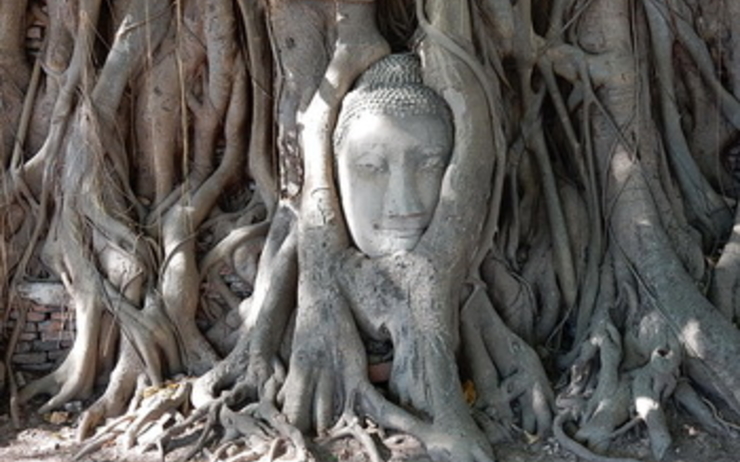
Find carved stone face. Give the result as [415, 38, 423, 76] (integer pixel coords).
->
[336, 112, 453, 257]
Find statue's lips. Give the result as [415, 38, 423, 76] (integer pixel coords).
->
[375, 227, 425, 238]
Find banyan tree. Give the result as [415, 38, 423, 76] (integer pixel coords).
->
[2, 0, 740, 461]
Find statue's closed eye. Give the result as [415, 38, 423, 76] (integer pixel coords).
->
[355, 160, 388, 174]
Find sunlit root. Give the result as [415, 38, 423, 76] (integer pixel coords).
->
[77, 341, 142, 440]
[631, 346, 680, 460]
[193, 209, 298, 409]
[73, 378, 191, 460]
[567, 323, 631, 454]
[180, 386, 309, 462]
[560, 309, 685, 460]
[74, 377, 149, 460]
[122, 380, 191, 449]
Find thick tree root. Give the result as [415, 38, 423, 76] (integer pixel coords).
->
[553, 412, 641, 462]
[83, 372, 499, 462]
[673, 381, 737, 435]
[7, 3, 740, 462]
[77, 341, 142, 440]
[631, 346, 680, 460]
[144, 399, 213, 454]
[123, 380, 191, 449]
[461, 286, 554, 440]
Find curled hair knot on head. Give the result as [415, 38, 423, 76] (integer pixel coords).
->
[333, 53, 453, 149]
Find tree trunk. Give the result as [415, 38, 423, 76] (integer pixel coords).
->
[2, 0, 740, 461]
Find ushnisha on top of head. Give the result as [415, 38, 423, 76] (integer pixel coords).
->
[333, 53, 453, 151]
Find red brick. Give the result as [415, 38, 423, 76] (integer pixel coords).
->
[26, 26, 43, 40]
[19, 332, 38, 341]
[38, 320, 65, 333]
[14, 342, 32, 353]
[51, 310, 75, 320]
[12, 352, 48, 364]
[33, 340, 65, 351]
[19, 363, 54, 372]
[26, 311, 48, 322]
[40, 331, 75, 343]
[47, 350, 69, 362]
[32, 304, 61, 313]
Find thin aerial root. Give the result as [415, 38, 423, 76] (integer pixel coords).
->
[701, 393, 740, 433]
[7, 304, 30, 428]
[9, 377, 22, 429]
[553, 413, 641, 462]
[9, 58, 41, 169]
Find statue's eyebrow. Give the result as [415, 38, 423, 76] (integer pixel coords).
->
[352, 145, 387, 161]
[352, 141, 387, 155]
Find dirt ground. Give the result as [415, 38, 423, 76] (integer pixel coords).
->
[2, 395, 740, 462]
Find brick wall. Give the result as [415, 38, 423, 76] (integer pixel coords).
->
[2, 282, 74, 372]
[6, 304, 75, 372]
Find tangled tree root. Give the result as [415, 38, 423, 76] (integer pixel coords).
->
[74, 378, 191, 460]
[73, 371, 501, 462]
[75, 373, 416, 462]
[553, 412, 641, 462]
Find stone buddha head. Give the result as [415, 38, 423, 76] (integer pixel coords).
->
[334, 53, 453, 257]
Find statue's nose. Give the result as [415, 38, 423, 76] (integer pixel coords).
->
[383, 167, 425, 220]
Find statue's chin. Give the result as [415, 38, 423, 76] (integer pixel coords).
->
[356, 231, 422, 258]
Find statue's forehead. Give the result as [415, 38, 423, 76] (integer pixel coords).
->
[340, 113, 452, 151]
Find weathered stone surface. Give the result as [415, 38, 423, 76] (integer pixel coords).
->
[16, 282, 68, 307]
